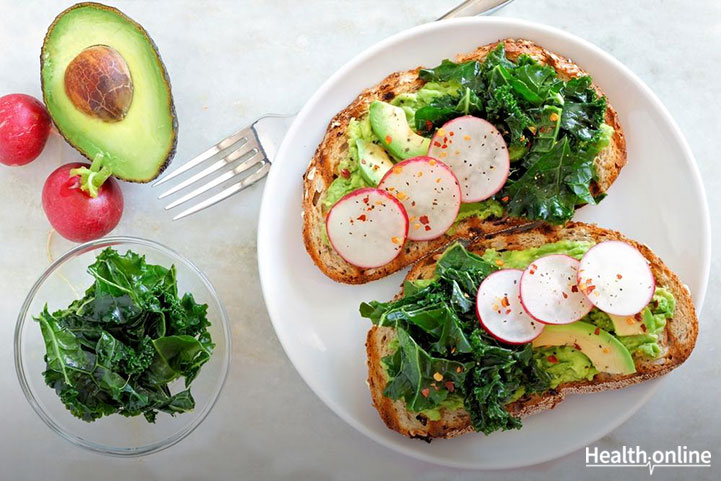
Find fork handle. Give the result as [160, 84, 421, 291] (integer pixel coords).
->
[438, 0, 514, 19]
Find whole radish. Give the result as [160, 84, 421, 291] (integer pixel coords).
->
[42, 161, 124, 242]
[0, 93, 52, 166]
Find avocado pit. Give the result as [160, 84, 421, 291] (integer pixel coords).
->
[64, 45, 133, 122]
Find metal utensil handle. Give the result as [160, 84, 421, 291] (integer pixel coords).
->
[439, 0, 514, 20]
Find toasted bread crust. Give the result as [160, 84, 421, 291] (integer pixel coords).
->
[365, 222, 697, 439]
[303, 39, 627, 284]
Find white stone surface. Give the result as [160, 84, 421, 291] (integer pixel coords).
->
[0, 0, 718, 479]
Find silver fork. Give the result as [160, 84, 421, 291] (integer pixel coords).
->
[154, 0, 515, 220]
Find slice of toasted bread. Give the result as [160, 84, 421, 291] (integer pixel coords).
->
[303, 39, 627, 284]
[365, 222, 698, 440]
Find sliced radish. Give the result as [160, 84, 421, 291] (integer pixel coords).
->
[476, 269, 544, 344]
[326, 188, 408, 269]
[427, 116, 510, 202]
[378, 156, 461, 241]
[577, 241, 655, 316]
[519, 254, 593, 325]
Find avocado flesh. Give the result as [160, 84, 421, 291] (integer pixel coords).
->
[369, 101, 429, 160]
[41, 3, 177, 182]
[532, 322, 636, 375]
[608, 313, 646, 336]
[357, 139, 393, 185]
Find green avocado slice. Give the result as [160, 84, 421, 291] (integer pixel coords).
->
[369, 101, 429, 160]
[41, 3, 177, 182]
[532, 321, 636, 375]
[357, 139, 393, 185]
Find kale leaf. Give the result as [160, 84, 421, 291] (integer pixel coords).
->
[412, 44, 613, 224]
[35, 248, 214, 423]
[383, 328, 473, 412]
[360, 242, 551, 435]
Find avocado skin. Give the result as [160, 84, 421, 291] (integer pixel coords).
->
[40, 2, 178, 183]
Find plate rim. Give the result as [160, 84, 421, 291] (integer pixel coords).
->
[258, 16, 711, 470]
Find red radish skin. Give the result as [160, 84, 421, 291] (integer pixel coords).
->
[427, 116, 510, 202]
[42, 162, 124, 243]
[0, 94, 52, 166]
[577, 241, 656, 316]
[326, 187, 408, 269]
[378, 156, 461, 241]
[476, 269, 544, 345]
[519, 254, 593, 325]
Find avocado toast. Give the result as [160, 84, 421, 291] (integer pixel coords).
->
[362, 222, 697, 440]
[303, 39, 626, 284]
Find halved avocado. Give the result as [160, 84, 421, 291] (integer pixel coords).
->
[41, 2, 177, 182]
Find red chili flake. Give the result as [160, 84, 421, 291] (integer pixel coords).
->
[341, 168, 350, 179]
[357, 214, 366, 221]
[456, 366, 463, 373]
[385, 135, 393, 144]
[449, 131, 455, 137]
[505, 309, 511, 315]
[445, 381, 455, 392]
[433, 141, 442, 147]
[571, 285, 579, 293]
[562, 292, 568, 299]
[362, 196, 369, 204]
[616, 274, 623, 280]
[586, 285, 596, 294]
[501, 296, 510, 307]
[426, 120, 433, 131]
[419, 215, 430, 225]
[529, 270, 535, 275]
[441, 144, 448, 149]
[421, 388, 430, 398]
[531, 264, 538, 270]
[594, 327, 600, 335]
[634, 313, 643, 322]
[574, 343, 582, 351]
[501, 196, 509, 202]
[641, 324, 647, 332]
[547, 355, 558, 364]
[424, 225, 431, 231]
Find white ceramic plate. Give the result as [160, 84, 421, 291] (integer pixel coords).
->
[257, 17, 710, 469]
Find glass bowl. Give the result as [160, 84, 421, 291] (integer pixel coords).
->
[14, 237, 231, 456]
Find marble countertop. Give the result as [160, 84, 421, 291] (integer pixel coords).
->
[0, 1, 718, 480]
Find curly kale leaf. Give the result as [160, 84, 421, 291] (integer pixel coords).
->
[360, 242, 551, 435]
[382, 328, 473, 412]
[503, 137, 599, 223]
[463, 329, 550, 435]
[35, 248, 214, 423]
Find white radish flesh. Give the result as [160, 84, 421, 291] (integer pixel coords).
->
[378, 156, 461, 241]
[577, 241, 656, 316]
[326, 188, 408, 268]
[427, 116, 510, 202]
[476, 269, 544, 344]
[519, 254, 593, 325]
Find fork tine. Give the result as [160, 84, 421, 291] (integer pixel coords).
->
[157, 139, 254, 199]
[153, 128, 249, 187]
[164, 151, 262, 210]
[172, 162, 271, 220]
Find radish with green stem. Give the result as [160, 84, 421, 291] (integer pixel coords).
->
[42, 159, 123, 242]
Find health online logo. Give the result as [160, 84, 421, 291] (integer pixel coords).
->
[586, 445, 711, 475]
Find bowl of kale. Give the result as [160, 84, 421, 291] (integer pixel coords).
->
[14, 237, 231, 456]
